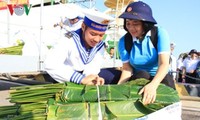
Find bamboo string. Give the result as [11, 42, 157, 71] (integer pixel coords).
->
[96, 85, 102, 120]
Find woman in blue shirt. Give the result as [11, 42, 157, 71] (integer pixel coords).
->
[117, 1, 175, 105]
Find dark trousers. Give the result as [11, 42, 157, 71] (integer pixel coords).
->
[98, 68, 122, 84]
[43, 68, 122, 84]
[177, 70, 183, 82]
[130, 70, 176, 89]
[185, 72, 197, 84]
[43, 73, 58, 83]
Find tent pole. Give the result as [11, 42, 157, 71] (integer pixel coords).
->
[112, 0, 120, 67]
[7, 0, 11, 45]
[39, 0, 44, 71]
[51, 0, 54, 5]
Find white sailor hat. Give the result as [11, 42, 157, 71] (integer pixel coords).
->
[83, 9, 114, 32]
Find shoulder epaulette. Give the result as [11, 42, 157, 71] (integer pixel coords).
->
[65, 31, 73, 38]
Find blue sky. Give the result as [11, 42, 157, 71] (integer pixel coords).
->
[95, 0, 200, 58]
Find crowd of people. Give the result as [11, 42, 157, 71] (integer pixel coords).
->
[43, 1, 199, 105]
[166, 40, 200, 84]
[174, 49, 200, 84]
[168, 40, 200, 84]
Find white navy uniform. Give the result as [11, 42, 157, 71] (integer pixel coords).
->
[44, 30, 105, 83]
[44, 9, 117, 84]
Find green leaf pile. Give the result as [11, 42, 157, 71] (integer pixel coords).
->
[0, 78, 180, 120]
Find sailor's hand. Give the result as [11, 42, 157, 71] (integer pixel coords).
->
[93, 77, 104, 85]
[81, 75, 104, 85]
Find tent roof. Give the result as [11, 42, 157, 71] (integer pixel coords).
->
[104, 0, 135, 9]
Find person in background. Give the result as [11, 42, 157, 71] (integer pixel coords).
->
[195, 60, 200, 84]
[117, 1, 175, 105]
[44, 9, 121, 85]
[54, 11, 84, 31]
[109, 47, 115, 59]
[169, 42, 177, 82]
[103, 43, 111, 60]
[176, 53, 188, 82]
[182, 49, 200, 83]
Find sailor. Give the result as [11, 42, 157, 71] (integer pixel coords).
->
[44, 9, 121, 85]
[54, 10, 84, 31]
[169, 42, 177, 81]
[62, 11, 84, 31]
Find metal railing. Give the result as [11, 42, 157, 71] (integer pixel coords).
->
[170, 71, 200, 82]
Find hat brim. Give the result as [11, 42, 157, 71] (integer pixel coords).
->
[119, 12, 157, 24]
[189, 52, 199, 55]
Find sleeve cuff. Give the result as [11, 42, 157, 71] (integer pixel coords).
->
[70, 71, 85, 84]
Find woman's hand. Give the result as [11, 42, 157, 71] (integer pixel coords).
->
[138, 53, 169, 105]
[81, 75, 105, 85]
[138, 82, 158, 105]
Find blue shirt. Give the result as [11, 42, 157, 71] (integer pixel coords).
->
[118, 26, 170, 76]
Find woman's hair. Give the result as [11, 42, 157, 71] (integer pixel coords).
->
[143, 21, 155, 34]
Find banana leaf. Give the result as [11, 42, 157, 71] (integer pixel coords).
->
[0, 44, 24, 55]
[47, 103, 88, 120]
[3, 113, 46, 120]
[58, 82, 141, 103]
[47, 100, 153, 120]
[57, 82, 85, 102]
[104, 101, 152, 120]
[57, 79, 179, 107]
[0, 103, 47, 120]
[1, 78, 180, 120]
[0, 105, 19, 117]
[9, 83, 65, 103]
